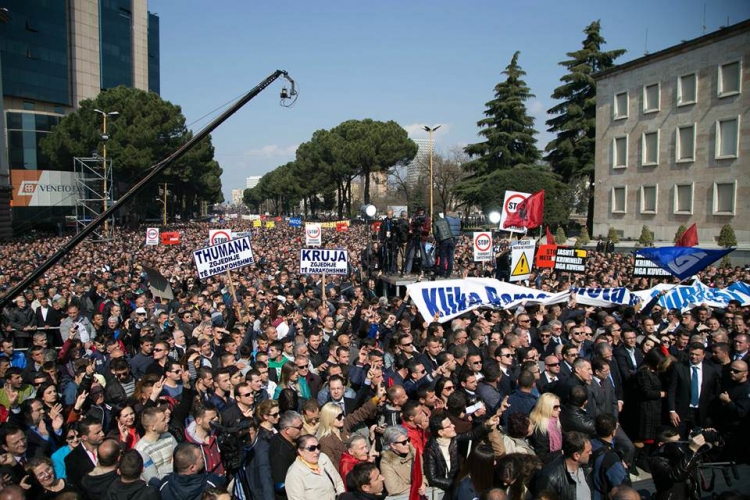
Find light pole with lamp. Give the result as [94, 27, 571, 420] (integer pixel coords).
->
[361, 204, 377, 278]
[94, 109, 118, 235]
[422, 125, 441, 231]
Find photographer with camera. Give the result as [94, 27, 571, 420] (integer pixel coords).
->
[648, 427, 714, 500]
[402, 207, 430, 275]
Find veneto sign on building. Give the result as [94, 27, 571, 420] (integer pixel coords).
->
[10, 171, 82, 207]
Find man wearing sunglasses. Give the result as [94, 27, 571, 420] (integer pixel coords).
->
[714, 360, 749, 461]
[270, 411, 307, 500]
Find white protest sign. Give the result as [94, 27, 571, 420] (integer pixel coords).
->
[510, 239, 536, 282]
[300, 248, 348, 275]
[305, 223, 322, 246]
[193, 236, 255, 279]
[500, 190, 531, 233]
[406, 277, 570, 323]
[209, 229, 231, 245]
[473, 232, 493, 262]
[145, 227, 159, 246]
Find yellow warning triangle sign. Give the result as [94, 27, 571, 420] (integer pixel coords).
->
[512, 252, 530, 276]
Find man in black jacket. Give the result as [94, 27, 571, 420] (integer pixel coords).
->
[236, 420, 274, 500]
[648, 427, 707, 500]
[559, 386, 595, 436]
[269, 411, 304, 500]
[65, 417, 105, 491]
[158, 443, 225, 500]
[106, 450, 161, 500]
[423, 413, 499, 498]
[339, 462, 386, 500]
[532, 431, 593, 500]
[81, 439, 122, 500]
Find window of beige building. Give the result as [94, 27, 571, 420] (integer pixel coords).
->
[676, 124, 695, 162]
[677, 73, 697, 105]
[718, 61, 741, 97]
[642, 130, 659, 166]
[715, 117, 740, 159]
[612, 187, 627, 214]
[673, 184, 694, 215]
[613, 91, 628, 120]
[613, 136, 628, 168]
[640, 185, 658, 214]
[713, 181, 736, 215]
[643, 83, 660, 113]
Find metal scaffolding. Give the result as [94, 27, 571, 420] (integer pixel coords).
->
[73, 156, 114, 241]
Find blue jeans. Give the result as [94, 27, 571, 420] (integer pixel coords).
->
[438, 238, 455, 276]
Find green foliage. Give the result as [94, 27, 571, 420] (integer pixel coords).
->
[454, 166, 571, 228]
[463, 51, 540, 177]
[578, 226, 591, 245]
[638, 225, 654, 246]
[717, 224, 737, 248]
[330, 119, 417, 204]
[555, 227, 567, 244]
[544, 21, 625, 230]
[40, 85, 223, 217]
[607, 227, 620, 243]
[574, 238, 582, 249]
[673, 225, 688, 244]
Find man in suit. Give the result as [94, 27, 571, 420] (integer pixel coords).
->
[559, 344, 578, 380]
[0, 423, 38, 484]
[667, 343, 721, 437]
[732, 333, 750, 362]
[538, 355, 561, 394]
[319, 375, 357, 415]
[613, 329, 643, 381]
[65, 417, 105, 491]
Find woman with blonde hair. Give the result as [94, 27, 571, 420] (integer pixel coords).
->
[316, 395, 380, 470]
[527, 392, 562, 463]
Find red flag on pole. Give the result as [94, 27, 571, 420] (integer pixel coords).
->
[676, 223, 698, 247]
[546, 226, 555, 245]
[503, 190, 545, 229]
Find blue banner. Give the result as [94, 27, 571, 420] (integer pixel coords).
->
[635, 247, 734, 281]
[289, 217, 302, 227]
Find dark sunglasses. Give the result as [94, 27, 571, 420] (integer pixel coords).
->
[729, 368, 747, 374]
[335, 413, 345, 421]
[302, 444, 321, 452]
[553, 405, 561, 410]
[394, 439, 409, 446]
[546, 362, 560, 367]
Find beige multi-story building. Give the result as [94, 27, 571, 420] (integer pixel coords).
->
[593, 19, 749, 244]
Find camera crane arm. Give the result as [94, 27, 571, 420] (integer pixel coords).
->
[0, 70, 296, 311]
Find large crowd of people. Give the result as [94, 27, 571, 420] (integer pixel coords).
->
[0, 216, 747, 500]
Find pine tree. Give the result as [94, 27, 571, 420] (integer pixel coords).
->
[673, 225, 687, 244]
[544, 21, 625, 230]
[578, 226, 591, 245]
[607, 227, 620, 243]
[717, 224, 737, 247]
[638, 225, 654, 247]
[555, 227, 567, 245]
[464, 51, 540, 176]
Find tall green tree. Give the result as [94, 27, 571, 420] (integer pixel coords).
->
[544, 21, 625, 230]
[40, 86, 223, 218]
[463, 51, 540, 177]
[330, 119, 417, 204]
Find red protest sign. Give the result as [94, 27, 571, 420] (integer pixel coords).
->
[535, 244, 557, 268]
[161, 232, 181, 245]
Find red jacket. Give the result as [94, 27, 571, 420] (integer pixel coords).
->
[339, 452, 364, 490]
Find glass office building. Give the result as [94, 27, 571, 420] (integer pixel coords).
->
[0, 0, 160, 232]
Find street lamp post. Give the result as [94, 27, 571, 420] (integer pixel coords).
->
[94, 109, 118, 235]
[422, 125, 441, 231]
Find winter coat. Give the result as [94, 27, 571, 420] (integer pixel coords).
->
[633, 368, 663, 440]
[158, 472, 225, 500]
[103, 478, 160, 500]
[380, 447, 422, 496]
[423, 425, 490, 499]
[81, 469, 119, 500]
[338, 451, 364, 489]
[284, 454, 345, 500]
[184, 421, 225, 476]
[531, 455, 592, 500]
[236, 436, 274, 500]
[559, 404, 596, 436]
